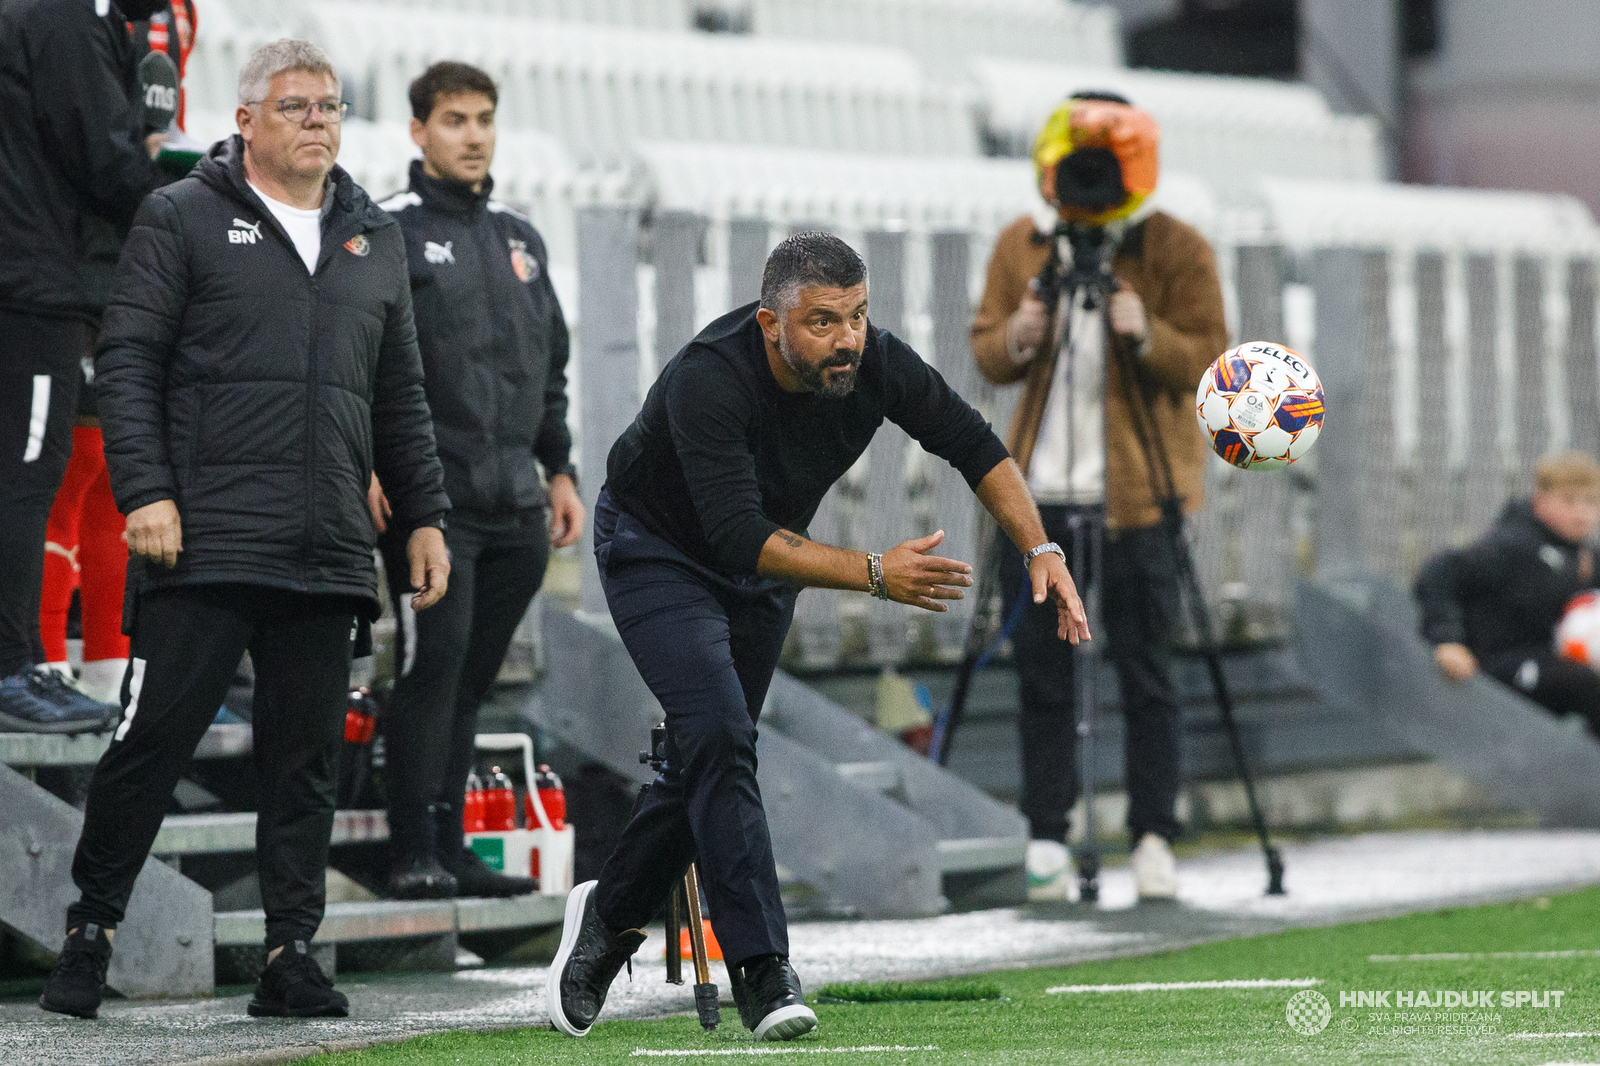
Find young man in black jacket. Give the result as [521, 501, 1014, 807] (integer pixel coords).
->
[1416, 450, 1600, 736]
[370, 62, 582, 900]
[40, 40, 452, 1021]
[548, 233, 1090, 1042]
[0, 0, 168, 732]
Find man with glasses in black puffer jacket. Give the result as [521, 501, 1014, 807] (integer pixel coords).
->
[40, 39, 451, 1022]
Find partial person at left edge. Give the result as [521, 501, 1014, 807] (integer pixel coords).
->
[38, 39, 451, 1022]
[0, 0, 170, 733]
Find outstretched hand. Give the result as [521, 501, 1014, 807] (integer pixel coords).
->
[880, 530, 973, 612]
[1031, 553, 1091, 643]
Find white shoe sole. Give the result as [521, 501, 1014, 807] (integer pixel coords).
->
[546, 880, 598, 1037]
[754, 1002, 818, 1041]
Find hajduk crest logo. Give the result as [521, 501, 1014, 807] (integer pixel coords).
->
[508, 238, 538, 283]
[344, 234, 370, 257]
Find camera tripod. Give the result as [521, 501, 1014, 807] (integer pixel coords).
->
[640, 723, 721, 1029]
[934, 221, 1285, 899]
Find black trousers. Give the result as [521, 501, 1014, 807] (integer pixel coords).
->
[1483, 648, 1600, 738]
[590, 491, 797, 968]
[0, 310, 89, 676]
[1003, 507, 1183, 844]
[378, 508, 550, 852]
[68, 584, 360, 950]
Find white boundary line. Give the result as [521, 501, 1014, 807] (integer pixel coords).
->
[1371, 950, 1600, 962]
[1045, 978, 1320, 994]
[1510, 1031, 1600, 1039]
[631, 1047, 940, 1057]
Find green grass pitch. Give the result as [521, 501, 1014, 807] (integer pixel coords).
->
[306, 887, 1600, 1065]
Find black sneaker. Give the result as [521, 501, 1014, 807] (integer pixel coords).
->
[443, 845, 538, 898]
[546, 880, 647, 1037]
[247, 940, 349, 1018]
[387, 853, 459, 900]
[0, 666, 119, 735]
[728, 954, 817, 1041]
[39, 924, 113, 1019]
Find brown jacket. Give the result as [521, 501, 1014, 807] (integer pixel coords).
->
[972, 210, 1228, 530]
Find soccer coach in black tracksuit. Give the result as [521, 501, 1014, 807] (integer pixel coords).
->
[371, 62, 581, 900]
[40, 41, 451, 1022]
[548, 232, 1092, 1043]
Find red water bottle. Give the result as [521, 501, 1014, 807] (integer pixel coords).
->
[462, 771, 487, 833]
[343, 687, 376, 743]
[528, 764, 566, 831]
[486, 767, 516, 832]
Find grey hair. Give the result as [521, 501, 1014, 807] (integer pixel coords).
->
[238, 39, 340, 106]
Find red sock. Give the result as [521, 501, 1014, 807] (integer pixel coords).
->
[40, 427, 100, 664]
[78, 446, 129, 662]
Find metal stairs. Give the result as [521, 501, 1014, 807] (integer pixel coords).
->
[0, 728, 565, 998]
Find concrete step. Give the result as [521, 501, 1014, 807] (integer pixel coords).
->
[213, 894, 566, 946]
[154, 809, 390, 855]
[0, 722, 252, 767]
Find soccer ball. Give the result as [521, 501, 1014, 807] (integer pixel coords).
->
[1195, 341, 1325, 471]
[1557, 591, 1600, 669]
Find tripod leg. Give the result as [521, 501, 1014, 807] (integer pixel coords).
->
[665, 880, 683, 985]
[683, 864, 720, 1029]
[1071, 513, 1100, 903]
[1166, 518, 1285, 896]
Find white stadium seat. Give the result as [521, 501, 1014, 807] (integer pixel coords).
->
[634, 139, 1217, 245]
[972, 59, 1385, 190]
[283, 3, 980, 166]
[749, 0, 1121, 69]
[1245, 177, 1600, 255]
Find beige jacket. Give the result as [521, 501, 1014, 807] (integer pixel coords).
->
[971, 210, 1228, 530]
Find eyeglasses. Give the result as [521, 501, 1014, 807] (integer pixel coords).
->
[248, 97, 350, 123]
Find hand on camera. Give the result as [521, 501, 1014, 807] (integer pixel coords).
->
[1007, 288, 1050, 364]
[880, 530, 973, 612]
[1030, 552, 1091, 644]
[1109, 281, 1148, 344]
[125, 499, 183, 568]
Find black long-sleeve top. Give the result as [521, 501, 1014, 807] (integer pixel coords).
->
[605, 302, 1011, 576]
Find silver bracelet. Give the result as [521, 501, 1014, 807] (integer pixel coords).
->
[867, 552, 890, 600]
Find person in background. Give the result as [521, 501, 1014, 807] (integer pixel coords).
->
[372, 60, 582, 900]
[971, 90, 1227, 902]
[0, 0, 167, 732]
[1416, 450, 1600, 739]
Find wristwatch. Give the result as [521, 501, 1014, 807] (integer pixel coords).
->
[1023, 541, 1066, 566]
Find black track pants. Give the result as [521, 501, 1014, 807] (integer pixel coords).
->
[589, 491, 796, 968]
[0, 310, 88, 676]
[1004, 507, 1183, 845]
[1483, 648, 1600, 738]
[379, 509, 550, 850]
[68, 584, 360, 949]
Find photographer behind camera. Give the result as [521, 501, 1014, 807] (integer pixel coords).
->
[1415, 450, 1600, 740]
[971, 91, 1227, 901]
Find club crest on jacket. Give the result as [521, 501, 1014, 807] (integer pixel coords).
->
[508, 238, 539, 282]
[344, 234, 370, 257]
